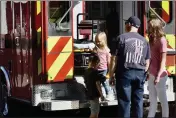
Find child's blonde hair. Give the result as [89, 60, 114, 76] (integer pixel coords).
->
[94, 32, 109, 51]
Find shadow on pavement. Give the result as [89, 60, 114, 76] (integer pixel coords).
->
[5, 99, 176, 117]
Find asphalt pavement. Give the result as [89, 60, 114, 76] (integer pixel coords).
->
[5, 99, 176, 117]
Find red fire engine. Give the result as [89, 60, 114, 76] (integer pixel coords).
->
[0, 1, 175, 115]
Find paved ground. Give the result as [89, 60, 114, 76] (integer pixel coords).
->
[5, 99, 176, 117]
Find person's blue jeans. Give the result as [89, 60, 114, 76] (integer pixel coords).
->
[98, 70, 110, 95]
[116, 69, 146, 118]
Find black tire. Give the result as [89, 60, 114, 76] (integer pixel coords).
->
[0, 73, 8, 116]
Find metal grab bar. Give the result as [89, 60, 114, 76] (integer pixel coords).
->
[149, 1, 166, 28]
[58, 1, 73, 31]
[50, 8, 60, 19]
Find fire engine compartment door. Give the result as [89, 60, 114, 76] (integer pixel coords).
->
[46, 36, 73, 82]
[13, 2, 23, 97]
[46, 1, 74, 82]
[12, 1, 31, 99]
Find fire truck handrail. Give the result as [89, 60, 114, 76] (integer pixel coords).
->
[50, 8, 60, 19]
[58, 1, 73, 31]
[149, 1, 166, 28]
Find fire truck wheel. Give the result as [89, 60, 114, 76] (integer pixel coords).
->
[0, 79, 8, 116]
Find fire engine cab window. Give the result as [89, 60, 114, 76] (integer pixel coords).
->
[149, 1, 172, 23]
[48, 1, 71, 36]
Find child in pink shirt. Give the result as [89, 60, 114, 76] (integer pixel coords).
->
[93, 32, 111, 99]
[147, 18, 169, 118]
